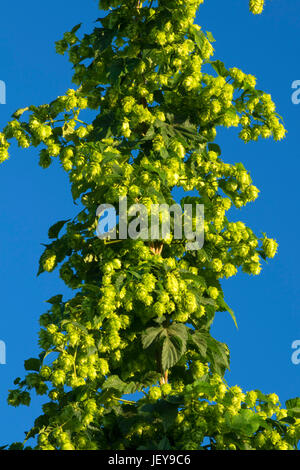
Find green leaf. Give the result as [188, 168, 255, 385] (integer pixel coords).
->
[61, 320, 88, 335]
[226, 409, 262, 437]
[192, 28, 205, 50]
[192, 379, 215, 397]
[142, 323, 189, 371]
[180, 270, 207, 288]
[12, 107, 29, 119]
[140, 400, 178, 432]
[115, 273, 126, 293]
[188, 288, 216, 307]
[206, 335, 230, 376]
[142, 326, 164, 349]
[235, 162, 246, 171]
[48, 220, 69, 239]
[94, 27, 116, 54]
[217, 296, 238, 329]
[102, 375, 126, 392]
[78, 283, 101, 293]
[161, 335, 184, 372]
[108, 58, 125, 84]
[159, 147, 169, 160]
[24, 358, 41, 372]
[191, 331, 207, 357]
[285, 398, 300, 417]
[210, 60, 229, 77]
[45, 294, 63, 305]
[138, 372, 161, 389]
[206, 31, 216, 43]
[71, 23, 82, 34]
[123, 382, 139, 395]
[157, 436, 172, 450]
[102, 375, 139, 395]
[257, 249, 267, 261]
[168, 323, 188, 343]
[207, 143, 221, 156]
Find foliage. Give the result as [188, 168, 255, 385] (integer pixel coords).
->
[1, 0, 299, 450]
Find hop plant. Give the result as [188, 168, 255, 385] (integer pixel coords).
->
[0, 0, 295, 452]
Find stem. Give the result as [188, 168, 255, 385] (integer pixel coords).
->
[112, 396, 136, 405]
[159, 369, 168, 385]
[104, 239, 123, 245]
[150, 241, 164, 256]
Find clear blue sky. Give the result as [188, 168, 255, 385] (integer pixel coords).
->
[0, 0, 299, 446]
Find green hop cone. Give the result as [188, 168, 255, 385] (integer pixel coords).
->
[263, 237, 278, 258]
[207, 286, 219, 300]
[153, 302, 166, 317]
[98, 358, 109, 376]
[249, 0, 265, 15]
[161, 383, 172, 395]
[149, 386, 162, 401]
[211, 258, 223, 272]
[41, 250, 57, 273]
[223, 263, 237, 278]
[40, 366, 52, 380]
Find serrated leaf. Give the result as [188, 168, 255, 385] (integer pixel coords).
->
[102, 376, 138, 396]
[210, 60, 229, 77]
[207, 142, 221, 156]
[61, 320, 88, 335]
[94, 27, 116, 53]
[257, 249, 267, 261]
[286, 397, 300, 409]
[161, 335, 184, 372]
[71, 23, 82, 34]
[123, 382, 139, 395]
[24, 358, 41, 372]
[180, 270, 207, 287]
[78, 283, 101, 293]
[207, 336, 230, 376]
[226, 409, 262, 437]
[157, 436, 172, 450]
[192, 28, 205, 50]
[12, 107, 29, 119]
[48, 220, 69, 239]
[102, 375, 126, 392]
[217, 296, 238, 329]
[206, 31, 216, 42]
[159, 147, 169, 159]
[235, 162, 246, 171]
[142, 326, 164, 349]
[108, 58, 124, 84]
[191, 331, 207, 357]
[138, 372, 161, 389]
[168, 323, 188, 343]
[115, 273, 126, 293]
[45, 294, 63, 305]
[285, 398, 300, 417]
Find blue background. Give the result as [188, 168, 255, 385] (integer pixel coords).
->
[0, 0, 299, 446]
